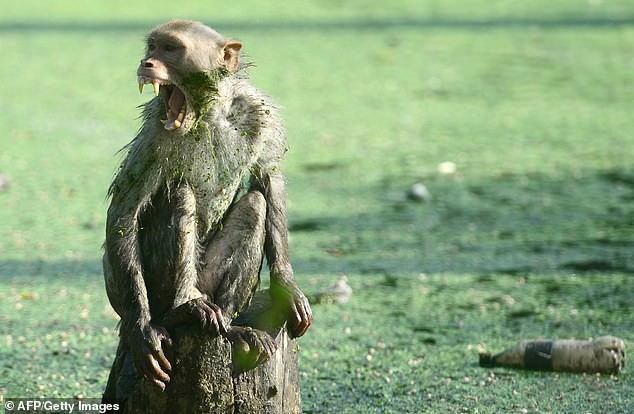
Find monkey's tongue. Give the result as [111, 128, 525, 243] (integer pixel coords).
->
[163, 86, 186, 131]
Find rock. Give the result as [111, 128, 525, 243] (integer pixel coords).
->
[0, 173, 10, 192]
[315, 276, 352, 304]
[437, 162, 457, 175]
[407, 183, 431, 202]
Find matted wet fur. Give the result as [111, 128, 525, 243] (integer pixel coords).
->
[102, 20, 312, 397]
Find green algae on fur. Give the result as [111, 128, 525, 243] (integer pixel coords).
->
[181, 69, 227, 121]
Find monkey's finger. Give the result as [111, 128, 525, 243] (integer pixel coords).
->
[294, 320, 308, 337]
[303, 297, 314, 320]
[209, 315, 221, 336]
[299, 296, 313, 321]
[257, 339, 275, 365]
[145, 374, 167, 392]
[210, 304, 228, 334]
[257, 336, 278, 365]
[154, 348, 172, 373]
[148, 353, 171, 382]
[297, 300, 313, 334]
[289, 303, 303, 328]
[242, 329, 261, 350]
[255, 336, 271, 360]
[197, 301, 216, 330]
[201, 302, 224, 335]
[137, 353, 169, 388]
[137, 347, 154, 373]
[205, 304, 221, 335]
[289, 303, 307, 337]
[296, 301, 309, 325]
[262, 337, 278, 358]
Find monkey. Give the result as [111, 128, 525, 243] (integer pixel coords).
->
[102, 20, 312, 396]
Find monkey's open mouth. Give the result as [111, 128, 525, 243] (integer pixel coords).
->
[138, 76, 187, 131]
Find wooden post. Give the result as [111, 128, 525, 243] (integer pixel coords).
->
[105, 291, 303, 414]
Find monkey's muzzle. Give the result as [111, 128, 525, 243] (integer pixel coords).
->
[138, 76, 187, 131]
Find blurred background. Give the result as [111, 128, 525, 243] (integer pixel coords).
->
[1, 1, 632, 412]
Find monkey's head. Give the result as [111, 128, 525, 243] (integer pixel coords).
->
[137, 20, 242, 133]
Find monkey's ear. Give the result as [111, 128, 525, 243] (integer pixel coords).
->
[222, 40, 242, 72]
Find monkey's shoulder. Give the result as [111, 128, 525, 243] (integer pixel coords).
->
[216, 79, 282, 125]
[205, 78, 287, 167]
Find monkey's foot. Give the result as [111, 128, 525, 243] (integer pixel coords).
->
[160, 297, 228, 336]
[226, 326, 278, 370]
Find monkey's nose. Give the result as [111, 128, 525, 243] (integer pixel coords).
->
[142, 59, 154, 68]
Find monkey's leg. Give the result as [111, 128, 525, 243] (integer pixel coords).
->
[199, 191, 278, 367]
[199, 191, 266, 317]
[155, 183, 229, 336]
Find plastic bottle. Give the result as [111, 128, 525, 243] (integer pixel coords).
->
[479, 336, 625, 374]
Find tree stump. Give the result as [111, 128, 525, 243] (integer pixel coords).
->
[104, 291, 303, 414]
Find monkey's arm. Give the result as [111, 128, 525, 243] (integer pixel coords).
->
[104, 194, 151, 330]
[104, 193, 173, 390]
[254, 172, 313, 337]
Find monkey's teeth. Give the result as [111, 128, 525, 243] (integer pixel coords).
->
[164, 121, 179, 131]
[138, 83, 144, 94]
[152, 81, 160, 96]
[164, 117, 183, 131]
[172, 109, 186, 129]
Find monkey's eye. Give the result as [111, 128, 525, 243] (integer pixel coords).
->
[147, 43, 157, 52]
[163, 43, 180, 52]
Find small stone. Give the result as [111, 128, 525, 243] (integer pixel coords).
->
[407, 183, 431, 202]
[316, 276, 352, 304]
[437, 161, 456, 175]
[0, 173, 9, 192]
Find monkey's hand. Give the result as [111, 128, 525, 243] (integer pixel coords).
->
[288, 289, 312, 338]
[271, 280, 313, 338]
[225, 326, 278, 370]
[129, 323, 173, 391]
[160, 297, 229, 336]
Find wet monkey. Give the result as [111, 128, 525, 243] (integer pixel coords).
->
[102, 20, 312, 395]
